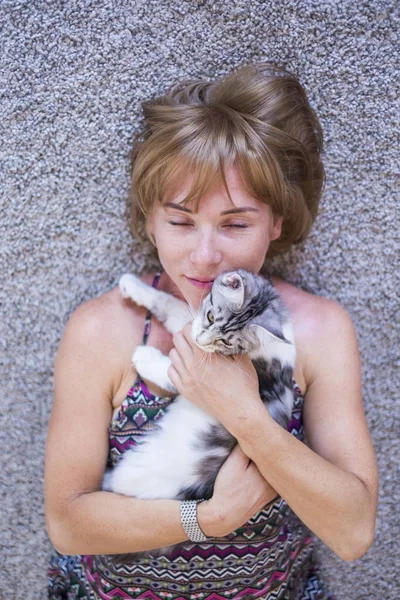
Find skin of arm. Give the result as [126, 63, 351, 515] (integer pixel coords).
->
[45, 290, 275, 556]
[168, 290, 378, 562]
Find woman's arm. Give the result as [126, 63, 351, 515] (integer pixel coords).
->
[240, 300, 378, 561]
[45, 297, 182, 555]
[237, 300, 378, 561]
[45, 294, 275, 555]
[168, 300, 378, 562]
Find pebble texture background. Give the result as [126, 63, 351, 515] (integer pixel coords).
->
[1, 1, 398, 598]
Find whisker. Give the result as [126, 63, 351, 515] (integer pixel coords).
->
[166, 281, 197, 319]
[194, 352, 212, 387]
[192, 348, 256, 390]
[178, 288, 197, 319]
[218, 353, 258, 384]
[193, 350, 208, 375]
[199, 287, 209, 304]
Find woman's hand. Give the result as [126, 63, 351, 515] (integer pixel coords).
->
[168, 323, 265, 435]
[169, 324, 278, 537]
[197, 444, 278, 537]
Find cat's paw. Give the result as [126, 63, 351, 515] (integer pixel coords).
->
[119, 273, 150, 307]
[133, 346, 177, 394]
[133, 345, 164, 372]
[120, 273, 139, 298]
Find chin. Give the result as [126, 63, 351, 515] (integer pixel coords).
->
[189, 292, 211, 311]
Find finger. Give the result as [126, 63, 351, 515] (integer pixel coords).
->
[173, 331, 195, 367]
[173, 330, 193, 351]
[181, 325, 210, 365]
[167, 364, 181, 390]
[182, 322, 194, 341]
[235, 356, 248, 370]
[232, 354, 258, 381]
[234, 353, 253, 369]
[169, 347, 187, 375]
[181, 324, 205, 357]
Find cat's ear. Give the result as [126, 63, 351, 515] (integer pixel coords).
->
[219, 272, 245, 307]
[251, 312, 291, 344]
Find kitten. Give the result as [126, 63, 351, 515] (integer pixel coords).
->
[103, 270, 295, 503]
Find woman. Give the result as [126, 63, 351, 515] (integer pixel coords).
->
[45, 63, 378, 599]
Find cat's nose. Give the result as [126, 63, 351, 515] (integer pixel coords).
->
[195, 333, 213, 350]
[195, 334, 205, 346]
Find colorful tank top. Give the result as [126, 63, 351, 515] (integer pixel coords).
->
[48, 273, 334, 600]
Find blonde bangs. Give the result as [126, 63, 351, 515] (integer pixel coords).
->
[131, 108, 245, 232]
[130, 63, 325, 255]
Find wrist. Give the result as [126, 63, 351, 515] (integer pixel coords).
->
[197, 499, 233, 538]
[232, 400, 273, 453]
[195, 500, 216, 537]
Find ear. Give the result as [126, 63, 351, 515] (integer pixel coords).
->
[250, 324, 291, 350]
[271, 215, 283, 241]
[218, 272, 245, 308]
[145, 213, 157, 247]
[251, 312, 290, 344]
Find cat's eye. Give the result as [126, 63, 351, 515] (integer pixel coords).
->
[206, 310, 214, 324]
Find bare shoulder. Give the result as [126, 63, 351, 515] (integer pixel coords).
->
[58, 276, 156, 406]
[64, 287, 138, 353]
[272, 276, 354, 337]
[64, 272, 158, 347]
[271, 276, 358, 390]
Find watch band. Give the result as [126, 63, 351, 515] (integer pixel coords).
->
[180, 499, 209, 542]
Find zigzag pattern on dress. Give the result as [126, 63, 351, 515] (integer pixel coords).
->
[300, 574, 335, 600]
[49, 352, 334, 599]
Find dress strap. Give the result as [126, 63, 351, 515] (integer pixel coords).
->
[142, 272, 162, 345]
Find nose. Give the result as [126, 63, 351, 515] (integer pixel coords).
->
[189, 228, 222, 269]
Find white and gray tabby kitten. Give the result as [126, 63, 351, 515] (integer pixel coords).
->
[103, 269, 295, 502]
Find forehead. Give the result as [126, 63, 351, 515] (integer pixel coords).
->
[164, 166, 262, 212]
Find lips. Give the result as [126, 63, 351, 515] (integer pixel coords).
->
[185, 276, 215, 289]
[191, 278, 214, 283]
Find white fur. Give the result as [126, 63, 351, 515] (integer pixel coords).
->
[107, 397, 219, 499]
[219, 272, 245, 307]
[191, 316, 217, 351]
[106, 274, 221, 499]
[120, 273, 192, 333]
[268, 387, 295, 425]
[249, 323, 296, 366]
[106, 272, 295, 500]
[133, 346, 177, 394]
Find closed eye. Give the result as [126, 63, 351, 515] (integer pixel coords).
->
[217, 339, 232, 347]
[168, 221, 193, 226]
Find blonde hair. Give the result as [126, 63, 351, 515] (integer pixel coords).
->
[129, 63, 325, 257]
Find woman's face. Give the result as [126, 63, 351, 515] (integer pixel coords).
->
[147, 167, 282, 308]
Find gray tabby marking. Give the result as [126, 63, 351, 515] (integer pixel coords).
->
[104, 270, 296, 556]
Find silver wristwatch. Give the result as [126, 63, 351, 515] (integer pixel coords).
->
[180, 499, 209, 542]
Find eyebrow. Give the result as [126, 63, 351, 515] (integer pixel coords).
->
[164, 202, 259, 215]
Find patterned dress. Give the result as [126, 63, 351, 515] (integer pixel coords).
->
[48, 274, 334, 600]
